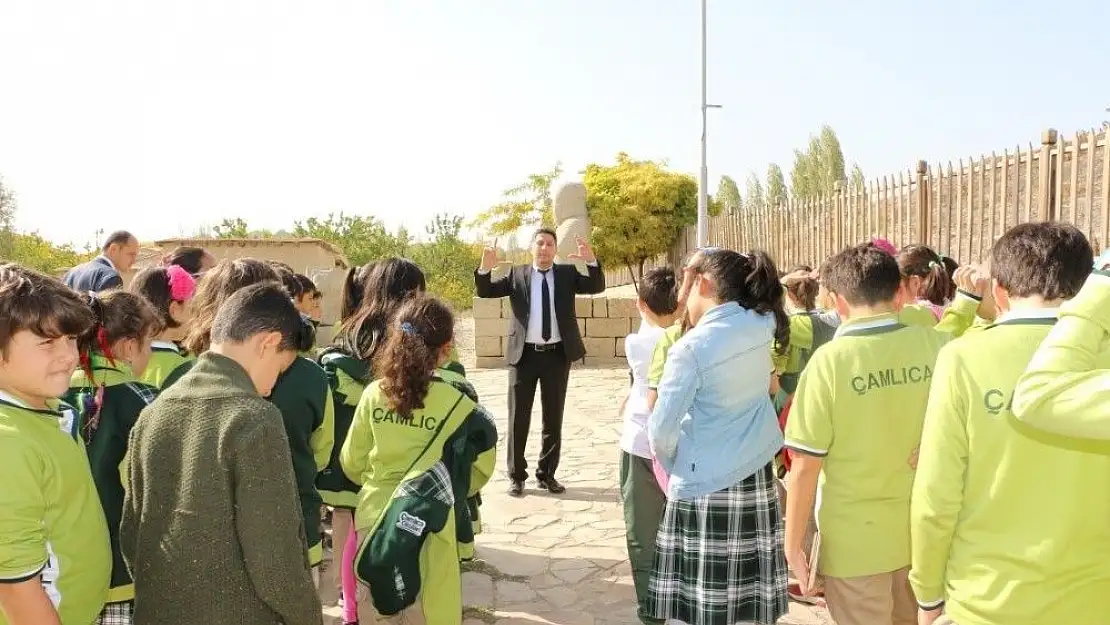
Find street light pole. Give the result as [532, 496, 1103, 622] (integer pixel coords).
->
[698, 0, 721, 248]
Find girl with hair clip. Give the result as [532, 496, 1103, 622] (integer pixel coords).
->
[896, 244, 953, 322]
[647, 247, 790, 625]
[341, 294, 497, 625]
[169, 258, 335, 581]
[129, 264, 197, 388]
[65, 291, 163, 625]
[321, 258, 486, 624]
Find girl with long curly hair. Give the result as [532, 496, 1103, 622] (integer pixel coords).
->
[340, 294, 497, 625]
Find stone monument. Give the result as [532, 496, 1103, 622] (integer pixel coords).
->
[552, 179, 591, 272]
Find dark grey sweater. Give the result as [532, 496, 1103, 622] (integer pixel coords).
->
[120, 352, 322, 625]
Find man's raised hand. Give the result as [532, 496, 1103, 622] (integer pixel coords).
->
[480, 239, 500, 272]
[566, 235, 597, 264]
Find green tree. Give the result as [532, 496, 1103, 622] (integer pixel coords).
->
[214, 217, 251, 238]
[790, 125, 846, 199]
[409, 213, 481, 311]
[745, 173, 766, 211]
[849, 163, 866, 193]
[293, 212, 410, 266]
[716, 175, 743, 215]
[471, 164, 563, 236]
[583, 153, 698, 288]
[8, 232, 89, 274]
[766, 164, 787, 207]
[0, 176, 16, 259]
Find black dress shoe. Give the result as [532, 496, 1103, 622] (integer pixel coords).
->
[508, 480, 524, 497]
[537, 477, 566, 494]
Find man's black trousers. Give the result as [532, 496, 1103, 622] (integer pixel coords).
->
[506, 344, 571, 482]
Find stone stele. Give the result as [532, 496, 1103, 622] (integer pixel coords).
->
[552, 179, 590, 271]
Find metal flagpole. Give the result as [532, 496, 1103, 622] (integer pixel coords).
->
[697, 0, 708, 248]
[698, 0, 721, 249]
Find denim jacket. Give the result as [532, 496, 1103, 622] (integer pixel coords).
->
[648, 301, 784, 500]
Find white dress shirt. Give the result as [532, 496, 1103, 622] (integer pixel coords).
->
[526, 266, 561, 345]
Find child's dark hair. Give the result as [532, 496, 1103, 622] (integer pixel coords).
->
[0, 264, 95, 355]
[268, 261, 303, 299]
[940, 255, 960, 300]
[822, 243, 903, 306]
[340, 263, 376, 321]
[185, 259, 281, 354]
[211, 282, 314, 352]
[130, 265, 195, 329]
[78, 291, 164, 365]
[377, 294, 454, 415]
[896, 244, 952, 306]
[784, 273, 819, 311]
[688, 249, 790, 355]
[991, 222, 1092, 301]
[637, 268, 678, 316]
[294, 274, 320, 300]
[162, 246, 211, 276]
[338, 258, 426, 362]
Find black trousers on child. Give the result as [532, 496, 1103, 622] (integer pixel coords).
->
[506, 344, 570, 482]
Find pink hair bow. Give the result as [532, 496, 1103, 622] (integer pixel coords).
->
[870, 236, 898, 257]
[166, 265, 197, 302]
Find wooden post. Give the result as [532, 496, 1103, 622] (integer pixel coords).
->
[833, 181, 844, 253]
[915, 160, 929, 247]
[1039, 128, 1059, 220]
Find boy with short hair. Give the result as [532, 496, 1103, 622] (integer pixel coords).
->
[293, 274, 324, 322]
[913, 223, 1110, 625]
[0, 264, 112, 625]
[120, 282, 322, 625]
[783, 244, 947, 625]
[618, 267, 678, 625]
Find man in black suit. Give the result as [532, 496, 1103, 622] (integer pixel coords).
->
[475, 228, 605, 496]
[63, 230, 139, 293]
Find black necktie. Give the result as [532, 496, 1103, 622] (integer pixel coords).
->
[540, 269, 552, 342]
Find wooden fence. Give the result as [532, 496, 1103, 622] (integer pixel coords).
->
[604, 127, 1109, 288]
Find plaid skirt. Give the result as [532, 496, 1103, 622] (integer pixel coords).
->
[647, 463, 788, 625]
[96, 601, 133, 625]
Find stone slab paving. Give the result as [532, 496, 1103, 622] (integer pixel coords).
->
[321, 367, 832, 625]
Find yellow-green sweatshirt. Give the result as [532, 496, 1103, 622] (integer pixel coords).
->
[912, 309, 1110, 625]
[1013, 271, 1110, 439]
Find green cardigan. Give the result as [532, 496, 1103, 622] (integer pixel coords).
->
[120, 353, 322, 625]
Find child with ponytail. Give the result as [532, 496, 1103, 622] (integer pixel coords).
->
[340, 294, 497, 625]
[129, 264, 197, 388]
[65, 290, 163, 625]
[896, 244, 953, 322]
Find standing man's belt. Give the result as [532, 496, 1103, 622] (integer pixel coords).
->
[527, 342, 560, 352]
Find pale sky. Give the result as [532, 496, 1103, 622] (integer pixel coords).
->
[1, 0, 1107, 249]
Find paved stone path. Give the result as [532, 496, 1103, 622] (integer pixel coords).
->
[321, 367, 832, 625]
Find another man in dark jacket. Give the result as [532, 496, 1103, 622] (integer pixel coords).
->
[474, 228, 605, 496]
[64, 230, 139, 293]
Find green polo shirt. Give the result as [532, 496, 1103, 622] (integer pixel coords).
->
[785, 314, 947, 578]
[912, 311, 1110, 624]
[0, 392, 112, 625]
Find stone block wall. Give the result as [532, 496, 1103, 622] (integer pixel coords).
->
[471, 294, 640, 369]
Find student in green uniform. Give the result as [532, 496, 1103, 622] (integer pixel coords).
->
[0, 264, 111, 625]
[293, 273, 323, 323]
[774, 268, 837, 410]
[1012, 250, 1110, 439]
[783, 243, 947, 625]
[912, 222, 1110, 625]
[342, 295, 497, 625]
[120, 283, 322, 625]
[129, 264, 197, 388]
[896, 244, 952, 322]
[65, 291, 162, 625]
[175, 258, 334, 574]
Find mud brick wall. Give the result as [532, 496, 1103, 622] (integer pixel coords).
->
[471, 294, 640, 369]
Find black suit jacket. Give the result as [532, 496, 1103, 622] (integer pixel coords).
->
[474, 263, 606, 364]
[63, 256, 123, 294]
